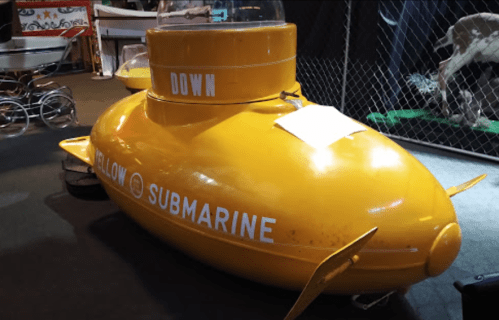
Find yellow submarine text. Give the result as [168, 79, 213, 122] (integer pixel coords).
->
[95, 148, 276, 243]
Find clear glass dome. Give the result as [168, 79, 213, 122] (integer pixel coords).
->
[115, 47, 151, 90]
[157, 0, 285, 29]
[117, 51, 150, 73]
[119, 44, 148, 70]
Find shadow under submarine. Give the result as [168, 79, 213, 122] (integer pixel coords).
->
[60, 2, 485, 319]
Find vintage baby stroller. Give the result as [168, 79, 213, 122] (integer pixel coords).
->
[0, 24, 87, 138]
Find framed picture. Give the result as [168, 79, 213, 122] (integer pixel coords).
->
[16, 0, 93, 37]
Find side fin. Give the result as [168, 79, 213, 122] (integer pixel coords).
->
[283, 227, 378, 320]
[59, 136, 93, 166]
[446, 174, 486, 198]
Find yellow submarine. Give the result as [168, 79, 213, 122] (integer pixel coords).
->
[60, 2, 485, 318]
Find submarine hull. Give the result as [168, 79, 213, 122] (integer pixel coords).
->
[81, 90, 461, 294]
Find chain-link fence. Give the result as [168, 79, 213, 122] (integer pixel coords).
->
[285, 0, 499, 161]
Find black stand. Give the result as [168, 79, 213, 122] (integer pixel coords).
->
[454, 272, 499, 320]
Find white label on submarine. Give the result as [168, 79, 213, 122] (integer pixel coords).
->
[276, 104, 367, 148]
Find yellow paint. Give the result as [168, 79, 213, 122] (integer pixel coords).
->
[59, 22, 482, 295]
[59, 136, 92, 165]
[446, 174, 487, 197]
[426, 222, 462, 276]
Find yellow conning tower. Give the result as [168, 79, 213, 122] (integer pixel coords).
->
[146, 22, 297, 105]
[142, 3, 299, 128]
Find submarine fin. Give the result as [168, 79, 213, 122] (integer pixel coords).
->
[59, 136, 93, 166]
[446, 174, 486, 198]
[283, 227, 378, 320]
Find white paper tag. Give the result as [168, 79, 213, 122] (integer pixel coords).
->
[275, 104, 367, 148]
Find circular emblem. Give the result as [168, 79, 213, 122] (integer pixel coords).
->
[129, 172, 143, 199]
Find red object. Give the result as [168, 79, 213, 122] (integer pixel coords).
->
[16, 0, 93, 37]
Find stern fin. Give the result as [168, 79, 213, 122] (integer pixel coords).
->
[59, 136, 93, 166]
[446, 174, 486, 198]
[283, 227, 378, 320]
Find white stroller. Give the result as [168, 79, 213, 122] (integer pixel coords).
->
[0, 23, 87, 138]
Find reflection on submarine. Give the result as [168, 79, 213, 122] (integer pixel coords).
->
[59, 2, 485, 319]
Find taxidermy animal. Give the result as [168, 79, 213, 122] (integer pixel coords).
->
[425, 73, 464, 117]
[474, 66, 499, 120]
[434, 12, 499, 117]
[449, 89, 483, 127]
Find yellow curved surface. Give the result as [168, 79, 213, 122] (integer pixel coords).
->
[81, 90, 460, 294]
[59, 136, 92, 165]
[426, 222, 462, 276]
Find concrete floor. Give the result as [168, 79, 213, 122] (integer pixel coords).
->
[1, 72, 490, 320]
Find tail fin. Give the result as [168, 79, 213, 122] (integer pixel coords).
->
[434, 26, 454, 52]
[446, 174, 486, 198]
[283, 227, 378, 320]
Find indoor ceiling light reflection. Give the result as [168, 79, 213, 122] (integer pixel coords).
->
[371, 147, 401, 168]
[116, 115, 126, 131]
[311, 148, 334, 172]
[419, 216, 433, 222]
[369, 199, 403, 214]
[196, 172, 218, 186]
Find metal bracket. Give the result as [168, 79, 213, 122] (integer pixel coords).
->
[279, 91, 303, 110]
[62, 158, 94, 174]
[351, 290, 395, 310]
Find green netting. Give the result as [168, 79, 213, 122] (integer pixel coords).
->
[367, 109, 499, 134]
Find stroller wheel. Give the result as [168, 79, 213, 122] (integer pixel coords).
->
[40, 93, 77, 129]
[0, 100, 29, 138]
